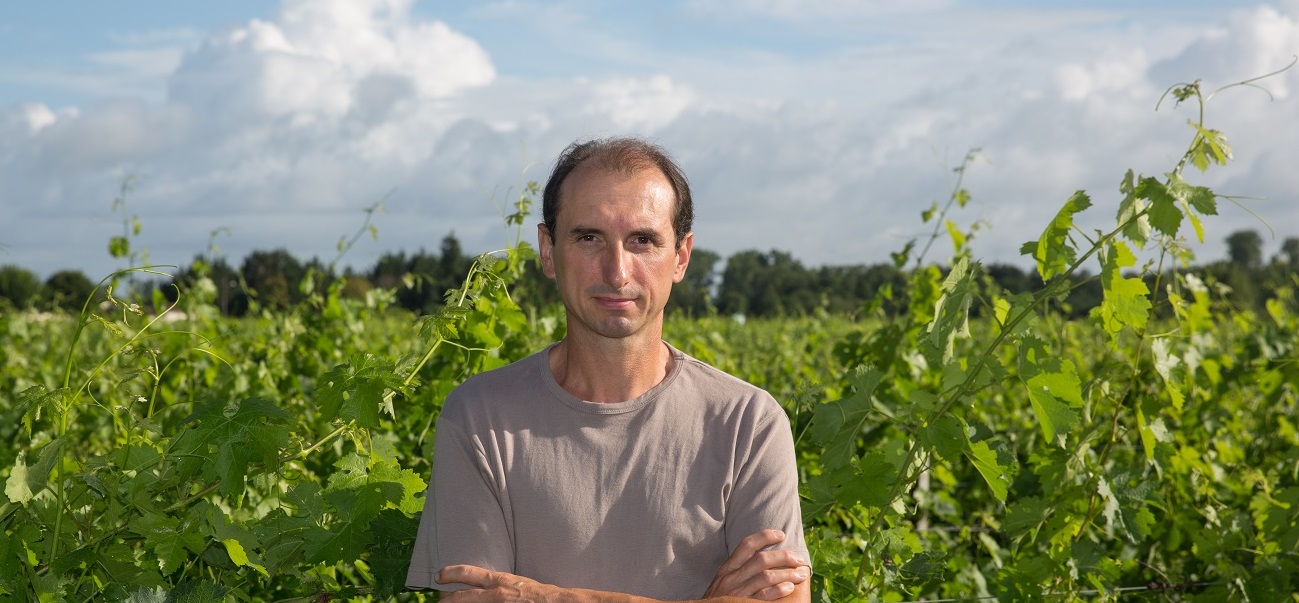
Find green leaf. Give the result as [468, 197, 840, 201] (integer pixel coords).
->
[1182, 180, 1218, 215]
[1187, 122, 1232, 172]
[171, 397, 292, 497]
[849, 454, 903, 510]
[369, 443, 428, 515]
[1071, 540, 1120, 589]
[1135, 406, 1170, 462]
[1002, 496, 1049, 540]
[899, 550, 946, 584]
[164, 581, 227, 603]
[253, 509, 315, 575]
[921, 201, 938, 223]
[993, 292, 1036, 338]
[1031, 191, 1092, 281]
[1115, 169, 1151, 246]
[1150, 338, 1187, 410]
[287, 482, 326, 521]
[303, 498, 379, 565]
[4, 438, 64, 505]
[1024, 383, 1079, 446]
[1093, 240, 1150, 343]
[925, 257, 975, 363]
[3, 454, 31, 504]
[221, 538, 268, 577]
[137, 513, 205, 575]
[18, 385, 66, 437]
[921, 414, 966, 464]
[944, 219, 967, 253]
[809, 365, 883, 467]
[128, 587, 167, 603]
[316, 353, 404, 429]
[370, 510, 421, 599]
[964, 440, 1008, 502]
[109, 236, 131, 258]
[1138, 177, 1182, 238]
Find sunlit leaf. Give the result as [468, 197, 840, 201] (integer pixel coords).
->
[1031, 191, 1092, 280]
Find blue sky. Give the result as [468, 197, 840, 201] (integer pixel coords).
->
[2, 0, 1297, 280]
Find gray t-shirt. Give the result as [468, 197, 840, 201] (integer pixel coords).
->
[406, 342, 809, 600]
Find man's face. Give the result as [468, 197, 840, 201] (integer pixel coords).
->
[538, 163, 692, 342]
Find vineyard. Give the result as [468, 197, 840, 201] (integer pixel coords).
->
[3, 80, 1298, 602]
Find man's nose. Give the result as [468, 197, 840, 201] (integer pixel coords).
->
[604, 244, 629, 287]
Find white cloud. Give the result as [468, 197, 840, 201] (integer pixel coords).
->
[2, 0, 1297, 283]
[585, 75, 697, 131]
[686, 0, 954, 20]
[169, 0, 494, 119]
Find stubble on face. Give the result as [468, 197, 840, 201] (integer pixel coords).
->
[539, 164, 692, 345]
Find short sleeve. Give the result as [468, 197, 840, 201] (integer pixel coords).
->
[406, 416, 515, 591]
[722, 398, 810, 567]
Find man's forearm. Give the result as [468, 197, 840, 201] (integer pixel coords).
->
[558, 580, 811, 603]
[434, 566, 812, 603]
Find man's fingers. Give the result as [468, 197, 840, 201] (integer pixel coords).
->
[736, 563, 809, 598]
[437, 564, 495, 588]
[755, 581, 798, 601]
[720, 529, 786, 575]
[705, 529, 811, 598]
[711, 552, 809, 598]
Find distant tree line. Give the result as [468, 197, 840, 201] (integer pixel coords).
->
[3, 229, 1297, 319]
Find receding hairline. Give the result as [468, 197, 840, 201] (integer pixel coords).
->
[542, 136, 694, 246]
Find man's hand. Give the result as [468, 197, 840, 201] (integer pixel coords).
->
[703, 530, 810, 600]
[437, 565, 558, 602]
[435, 554, 810, 603]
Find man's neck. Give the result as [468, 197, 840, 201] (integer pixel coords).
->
[548, 333, 673, 403]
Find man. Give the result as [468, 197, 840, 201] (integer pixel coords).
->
[407, 137, 811, 602]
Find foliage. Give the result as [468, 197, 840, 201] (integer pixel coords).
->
[0, 189, 546, 602]
[3, 71, 1298, 603]
[0, 265, 43, 310]
[798, 70, 1299, 602]
[43, 269, 96, 312]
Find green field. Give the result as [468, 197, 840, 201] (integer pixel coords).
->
[3, 81, 1299, 602]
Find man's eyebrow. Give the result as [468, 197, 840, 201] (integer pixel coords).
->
[568, 226, 603, 238]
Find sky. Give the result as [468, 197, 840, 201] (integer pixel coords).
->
[2, 0, 1297, 282]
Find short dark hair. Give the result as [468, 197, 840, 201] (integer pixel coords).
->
[542, 137, 693, 247]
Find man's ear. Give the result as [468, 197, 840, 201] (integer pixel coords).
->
[673, 232, 693, 283]
[538, 223, 556, 279]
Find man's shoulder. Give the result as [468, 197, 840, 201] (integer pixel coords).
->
[668, 344, 782, 414]
[456, 349, 546, 392]
[441, 346, 549, 418]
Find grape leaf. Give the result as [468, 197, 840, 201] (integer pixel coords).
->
[137, 513, 205, 575]
[1025, 385, 1078, 446]
[809, 365, 883, 467]
[965, 440, 1008, 502]
[18, 385, 67, 437]
[1094, 241, 1150, 343]
[1029, 191, 1092, 281]
[925, 257, 975, 363]
[1115, 169, 1151, 246]
[370, 510, 421, 599]
[1151, 338, 1187, 410]
[316, 353, 404, 429]
[1002, 496, 1049, 540]
[172, 398, 292, 497]
[1023, 361, 1083, 444]
[127, 587, 167, 603]
[921, 414, 966, 464]
[4, 438, 64, 505]
[164, 581, 227, 603]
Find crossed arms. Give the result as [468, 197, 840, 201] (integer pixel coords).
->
[434, 529, 812, 603]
